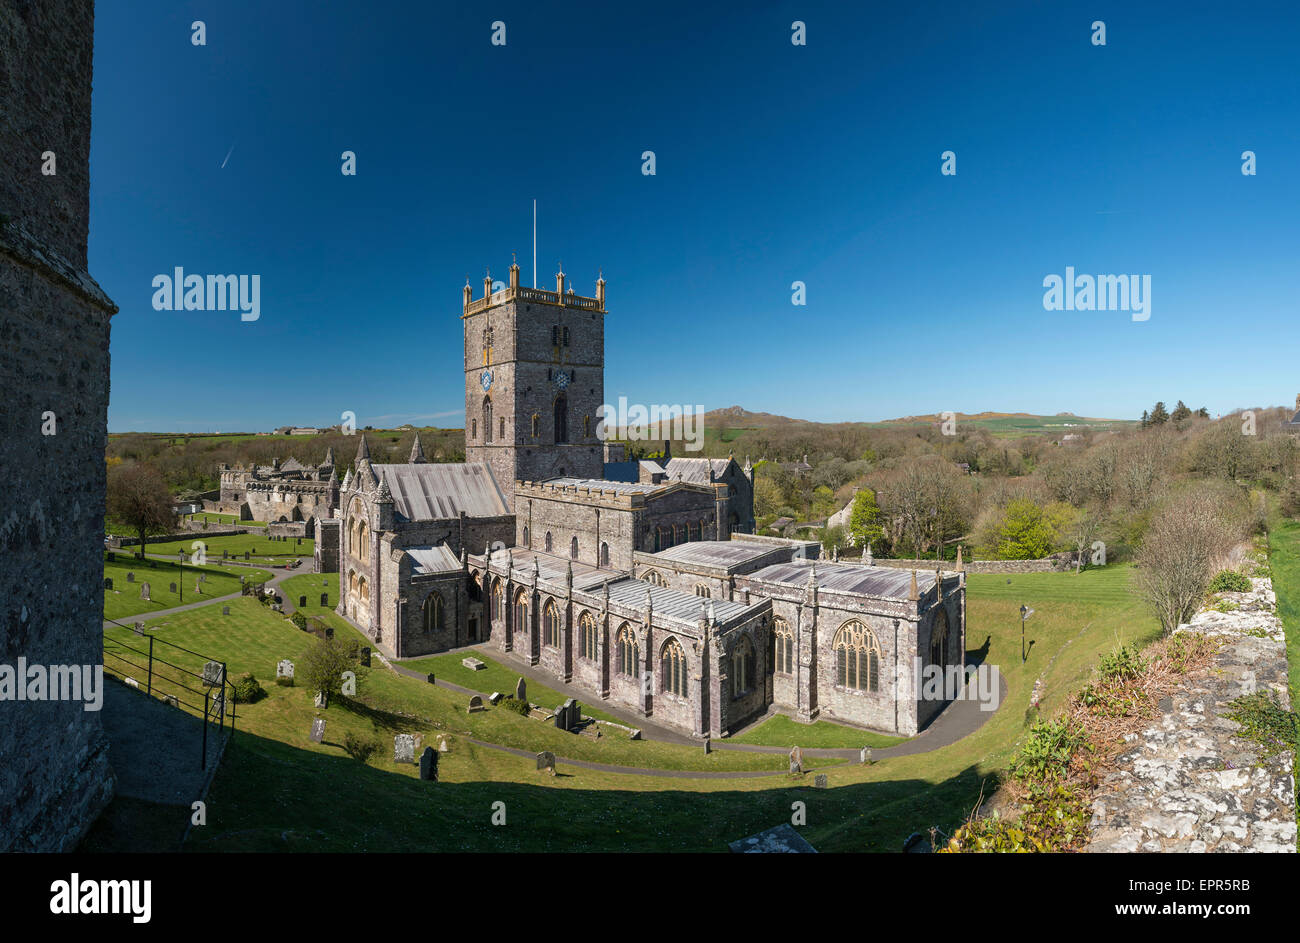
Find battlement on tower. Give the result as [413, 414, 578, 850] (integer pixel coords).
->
[462, 259, 606, 317]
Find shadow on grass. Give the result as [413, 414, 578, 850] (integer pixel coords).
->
[178, 726, 992, 853]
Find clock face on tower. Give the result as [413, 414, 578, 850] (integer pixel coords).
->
[554, 370, 570, 391]
[479, 369, 493, 392]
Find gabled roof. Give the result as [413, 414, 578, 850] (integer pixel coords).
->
[371, 463, 508, 521]
[663, 457, 732, 483]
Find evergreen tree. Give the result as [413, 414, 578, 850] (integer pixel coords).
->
[1171, 400, 1192, 423]
[1150, 401, 1170, 425]
[1140, 409, 1150, 428]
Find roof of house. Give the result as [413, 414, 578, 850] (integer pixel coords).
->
[371, 463, 509, 521]
[663, 457, 731, 483]
[745, 559, 942, 600]
[405, 544, 461, 575]
[648, 540, 777, 569]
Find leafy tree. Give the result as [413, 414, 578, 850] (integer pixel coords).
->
[995, 498, 1059, 559]
[300, 636, 364, 704]
[847, 488, 885, 551]
[106, 463, 175, 556]
[811, 485, 838, 519]
[753, 477, 783, 519]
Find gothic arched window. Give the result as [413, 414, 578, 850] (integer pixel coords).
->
[513, 588, 529, 637]
[694, 584, 711, 598]
[578, 610, 597, 660]
[554, 395, 568, 443]
[543, 600, 560, 648]
[600, 541, 610, 567]
[544, 531, 553, 553]
[834, 621, 882, 692]
[423, 592, 443, 633]
[774, 618, 793, 675]
[570, 536, 579, 559]
[616, 623, 640, 678]
[661, 638, 687, 698]
[931, 608, 949, 667]
[483, 396, 493, 444]
[731, 636, 755, 697]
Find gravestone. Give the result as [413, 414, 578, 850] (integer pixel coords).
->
[314, 690, 328, 708]
[195, 579, 202, 594]
[439, 737, 449, 752]
[126, 571, 134, 583]
[426, 673, 436, 685]
[276, 660, 294, 684]
[419, 747, 438, 781]
[789, 746, 803, 775]
[309, 718, 326, 743]
[139, 582, 150, 601]
[321, 593, 329, 606]
[202, 661, 224, 687]
[703, 737, 711, 754]
[412, 734, 423, 754]
[103, 577, 113, 591]
[299, 596, 307, 607]
[199, 573, 206, 582]
[124, 677, 138, 689]
[860, 747, 872, 765]
[211, 691, 225, 720]
[536, 751, 556, 773]
[244, 551, 250, 560]
[169, 582, 177, 594]
[325, 627, 334, 639]
[488, 691, 502, 705]
[222, 606, 230, 615]
[359, 647, 371, 667]
[515, 677, 526, 702]
[394, 733, 416, 764]
[814, 774, 828, 788]
[461, 656, 485, 671]
[467, 694, 484, 714]
[163, 694, 179, 708]
[222, 550, 228, 559]
[630, 728, 642, 741]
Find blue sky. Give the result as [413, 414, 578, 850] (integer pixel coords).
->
[91, 0, 1300, 432]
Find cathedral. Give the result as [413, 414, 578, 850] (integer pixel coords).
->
[318, 261, 966, 738]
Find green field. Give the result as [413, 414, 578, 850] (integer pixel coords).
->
[138, 533, 313, 565]
[91, 562, 1156, 852]
[103, 557, 274, 621]
[184, 512, 266, 527]
[729, 714, 906, 750]
[1267, 517, 1300, 700]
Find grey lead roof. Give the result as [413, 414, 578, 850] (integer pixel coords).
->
[371, 463, 508, 521]
[664, 457, 730, 482]
[546, 477, 662, 495]
[747, 560, 941, 600]
[604, 578, 751, 624]
[406, 544, 460, 575]
[489, 548, 609, 592]
[650, 540, 775, 568]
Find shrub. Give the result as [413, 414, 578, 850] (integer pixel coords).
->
[1207, 569, 1251, 594]
[1012, 718, 1090, 782]
[291, 611, 308, 630]
[343, 731, 381, 763]
[1097, 644, 1147, 682]
[499, 696, 531, 717]
[232, 672, 266, 704]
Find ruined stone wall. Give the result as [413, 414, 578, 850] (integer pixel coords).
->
[0, 0, 116, 852]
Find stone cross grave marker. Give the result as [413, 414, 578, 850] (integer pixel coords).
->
[536, 751, 556, 773]
[309, 718, 326, 743]
[419, 746, 438, 781]
[202, 661, 224, 687]
[394, 733, 416, 764]
[467, 694, 484, 714]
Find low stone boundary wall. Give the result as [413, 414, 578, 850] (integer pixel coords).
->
[1085, 577, 1296, 853]
[106, 528, 245, 549]
[870, 552, 1084, 574]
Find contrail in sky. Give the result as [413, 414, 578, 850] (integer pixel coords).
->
[220, 145, 235, 169]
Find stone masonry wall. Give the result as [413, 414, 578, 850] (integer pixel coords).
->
[0, 0, 116, 852]
[1085, 577, 1297, 853]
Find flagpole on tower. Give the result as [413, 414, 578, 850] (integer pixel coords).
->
[532, 199, 537, 289]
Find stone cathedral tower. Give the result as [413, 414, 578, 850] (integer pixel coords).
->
[463, 259, 607, 509]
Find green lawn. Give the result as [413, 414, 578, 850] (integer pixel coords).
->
[95, 562, 1155, 852]
[1267, 517, 1300, 700]
[184, 512, 267, 527]
[729, 714, 906, 749]
[138, 533, 313, 566]
[103, 557, 274, 621]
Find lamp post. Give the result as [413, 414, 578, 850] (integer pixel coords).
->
[178, 550, 184, 602]
[1020, 605, 1034, 663]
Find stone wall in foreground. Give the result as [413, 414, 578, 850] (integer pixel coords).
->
[1086, 577, 1296, 853]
